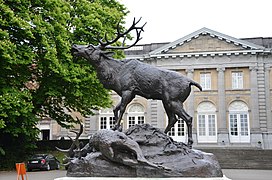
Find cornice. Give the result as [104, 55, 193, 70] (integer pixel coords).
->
[126, 49, 265, 60]
[149, 49, 263, 59]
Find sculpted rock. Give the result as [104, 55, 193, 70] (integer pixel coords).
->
[67, 124, 223, 177]
[125, 124, 223, 177]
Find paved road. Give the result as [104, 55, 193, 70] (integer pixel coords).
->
[1, 169, 272, 180]
[0, 170, 66, 180]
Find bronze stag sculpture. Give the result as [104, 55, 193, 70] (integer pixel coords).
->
[72, 18, 202, 147]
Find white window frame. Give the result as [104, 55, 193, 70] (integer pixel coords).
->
[197, 102, 217, 143]
[228, 101, 250, 143]
[127, 104, 145, 129]
[229, 113, 250, 143]
[232, 71, 243, 89]
[167, 117, 187, 142]
[99, 108, 115, 130]
[200, 72, 211, 90]
[128, 115, 145, 128]
[197, 114, 217, 143]
[99, 116, 115, 130]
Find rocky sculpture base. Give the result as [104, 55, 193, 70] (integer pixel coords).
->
[67, 124, 223, 178]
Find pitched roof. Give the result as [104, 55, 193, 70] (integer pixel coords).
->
[149, 27, 265, 56]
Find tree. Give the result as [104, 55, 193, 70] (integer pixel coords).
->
[0, 0, 128, 168]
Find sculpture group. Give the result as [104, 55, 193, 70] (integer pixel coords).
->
[72, 18, 202, 148]
[60, 18, 224, 178]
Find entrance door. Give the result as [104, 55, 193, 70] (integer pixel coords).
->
[197, 114, 217, 142]
[229, 113, 250, 143]
[197, 102, 217, 143]
[228, 101, 250, 143]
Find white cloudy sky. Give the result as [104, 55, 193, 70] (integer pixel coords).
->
[118, 0, 272, 44]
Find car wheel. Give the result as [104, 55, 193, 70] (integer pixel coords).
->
[27, 168, 32, 172]
[46, 164, 50, 171]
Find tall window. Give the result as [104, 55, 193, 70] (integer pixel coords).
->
[232, 72, 243, 89]
[200, 72, 211, 90]
[229, 101, 250, 143]
[197, 102, 217, 143]
[99, 108, 115, 130]
[167, 117, 186, 142]
[127, 104, 145, 128]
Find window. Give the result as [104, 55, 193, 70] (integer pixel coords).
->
[167, 117, 186, 142]
[197, 102, 217, 143]
[41, 129, 50, 140]
[99, 108, 115, 130]
[229, 101, 250, 143]
[127, 104, 145, 128]
[232, 72, 243, 89]
[200, 73, 211, 90]
[39, 124, 51, 140]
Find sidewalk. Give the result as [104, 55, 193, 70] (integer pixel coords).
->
[222, 169, 272, 180]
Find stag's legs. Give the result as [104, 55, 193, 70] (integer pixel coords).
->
[163, 101, 178, 134]
[170, 101, 193, 148]
[113, 101, 121, 121]
[113, 91, 134, 131]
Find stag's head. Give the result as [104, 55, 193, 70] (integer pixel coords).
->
[72, 44, 100, 62]
[72, 18, 146, 62]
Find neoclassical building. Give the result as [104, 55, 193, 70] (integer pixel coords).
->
[41, 27, 272, 149]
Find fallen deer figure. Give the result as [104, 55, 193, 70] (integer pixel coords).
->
[89, 129, 169, 170]
[56, 124, 169, 171]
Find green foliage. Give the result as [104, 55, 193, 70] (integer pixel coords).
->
[0, 0, 128, 169]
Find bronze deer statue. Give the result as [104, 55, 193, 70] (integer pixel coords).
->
[72, 18, 202, 148]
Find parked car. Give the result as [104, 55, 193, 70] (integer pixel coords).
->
[26, 154, 60, 171]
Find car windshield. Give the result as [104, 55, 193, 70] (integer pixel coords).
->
[31, 155, 46, 159]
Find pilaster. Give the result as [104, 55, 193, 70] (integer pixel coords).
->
[216, 67, 227, 133]
[216, 67, 229, 144]
[249, 65, 261, 133]
[257, 59, 267, 132]
[186, 68, 196, 138]
[264, 66, 272, 132]
[186, 68, 195, 117]
[150, 100, 158, 127]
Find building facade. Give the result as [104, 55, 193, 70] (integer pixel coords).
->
[43, 28, 272, 149]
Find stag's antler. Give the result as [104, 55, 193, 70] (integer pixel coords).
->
[98, 17, 146, 50]
[56, 119, 84, 168]
[56, 118, 83, 156]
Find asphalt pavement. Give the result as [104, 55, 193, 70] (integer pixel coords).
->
[0, 170, 66, 180]
[1, 169, 272, 180]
